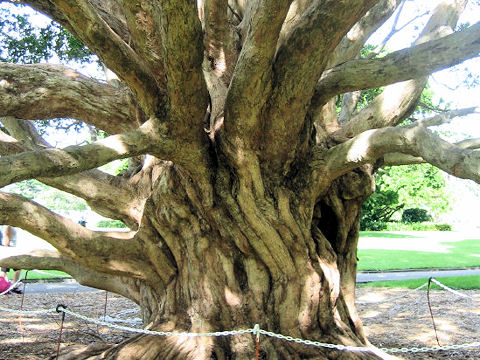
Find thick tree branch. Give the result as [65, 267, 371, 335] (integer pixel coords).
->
[0, 118, 146, 227]
[0, 129, 25, 154]
[0, 192, 149, 278]
[314, 0, 402, 142]
[224, 0, 292, 144]
[120, 1, 166, 87]
[328, 0, 403, 67]
[42, 0, 162, 114]
[156, 0, 208, 129]
[0, 249, 142, 302]
[334, 0, 467, 138]
[323, 124, 480, 184]
[202, 0, 238, 84]
[0, 63, 138, 133]
[1, 117, 50, 149]
[0, 119, 174, 188]
[315, 21, 480, 105]
[414, 107, 479, 127]
[261, 0, 378, 175]
[383, 137, 480, 166]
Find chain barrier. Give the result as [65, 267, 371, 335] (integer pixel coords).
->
[1, 278, 479, 355]
[356, 282, 428, 304]
[430, 278, 474, 299]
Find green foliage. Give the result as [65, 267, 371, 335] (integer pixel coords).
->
[361, 164, 451, 230]
[435, 224, 452, 231]
[379, 164, 451, 216]
[0, 5, 95, 64]
[373, 222, 452, 231]
[5, 180, 87, 210]
[0, 4, 102, 139]
[96, 219, 127, 228]
[360, 188, 403, 230]
[401, 208, 432, 223]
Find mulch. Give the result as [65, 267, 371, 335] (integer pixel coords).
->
[0, 286, 479, 359]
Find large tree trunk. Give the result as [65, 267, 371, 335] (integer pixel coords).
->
[57, 164, 381, 360]
[2, 2, 477, 360]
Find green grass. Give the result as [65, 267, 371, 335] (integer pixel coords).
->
[358, 275, 480, 290]
[358, 233, 480, 271]
[359, 231, 420, 239]
[7, 269, 71, 280]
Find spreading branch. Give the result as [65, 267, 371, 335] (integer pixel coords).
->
[333, 0, 467, 138]
[0, 63, 139, 133]
[414, 107, 479, 127]
[224, 0, 292, 144]
[120, 1, 166, 86]
[40, 0, 162, 114]
[0, 192, 148, 278]
[383, 137, 480, 166]
[0, 249, 141, 301]
[261, 0, 378, 174]
[323, 123, 480, 184]
[0, 118, 145, 226]
[314, 21, 480, 106]
[0, 119, 174, 188]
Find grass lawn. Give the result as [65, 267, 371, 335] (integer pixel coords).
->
[6, 269, 71, 281]
[358, 231, 480, 271]
[358, 275, 480, 290]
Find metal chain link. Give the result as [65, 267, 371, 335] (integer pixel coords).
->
[1, 276, 479, 355]
[0, 305, 56, 315]
[57, 307, 480, 354]
[1, 304, 479, 354]
[356, 282, 428, 304]
[59, 306, 254, 338]
[430, 278, 474, 299]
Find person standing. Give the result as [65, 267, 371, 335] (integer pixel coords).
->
[1, 225, 22, 294]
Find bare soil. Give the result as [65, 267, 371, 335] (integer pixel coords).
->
[0, 286, 479, 359]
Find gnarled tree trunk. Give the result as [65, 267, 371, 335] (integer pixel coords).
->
[57, 164, 378, 360]
[1, 1, 479, 359]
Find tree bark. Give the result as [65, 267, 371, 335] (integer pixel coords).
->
[52, 164, 381, 360]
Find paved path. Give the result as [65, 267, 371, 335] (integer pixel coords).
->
[14, 268, 480, 293]
[356, 268, 480, 283]
[21, 280, 100, 294]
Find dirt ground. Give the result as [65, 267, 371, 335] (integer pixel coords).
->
[0, 286, 479, 359]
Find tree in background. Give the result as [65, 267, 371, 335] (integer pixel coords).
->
[1, 1, 480, 359]
[361, 163, 451, 229]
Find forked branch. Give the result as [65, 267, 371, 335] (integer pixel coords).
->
[314, 21, 480, 106]
[46, 0, 161, 114]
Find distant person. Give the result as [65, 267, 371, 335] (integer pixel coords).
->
[1, 226, 22, 294]
[0, 269, 12, 294]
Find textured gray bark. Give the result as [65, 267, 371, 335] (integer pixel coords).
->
[1, 1, 479, 359]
